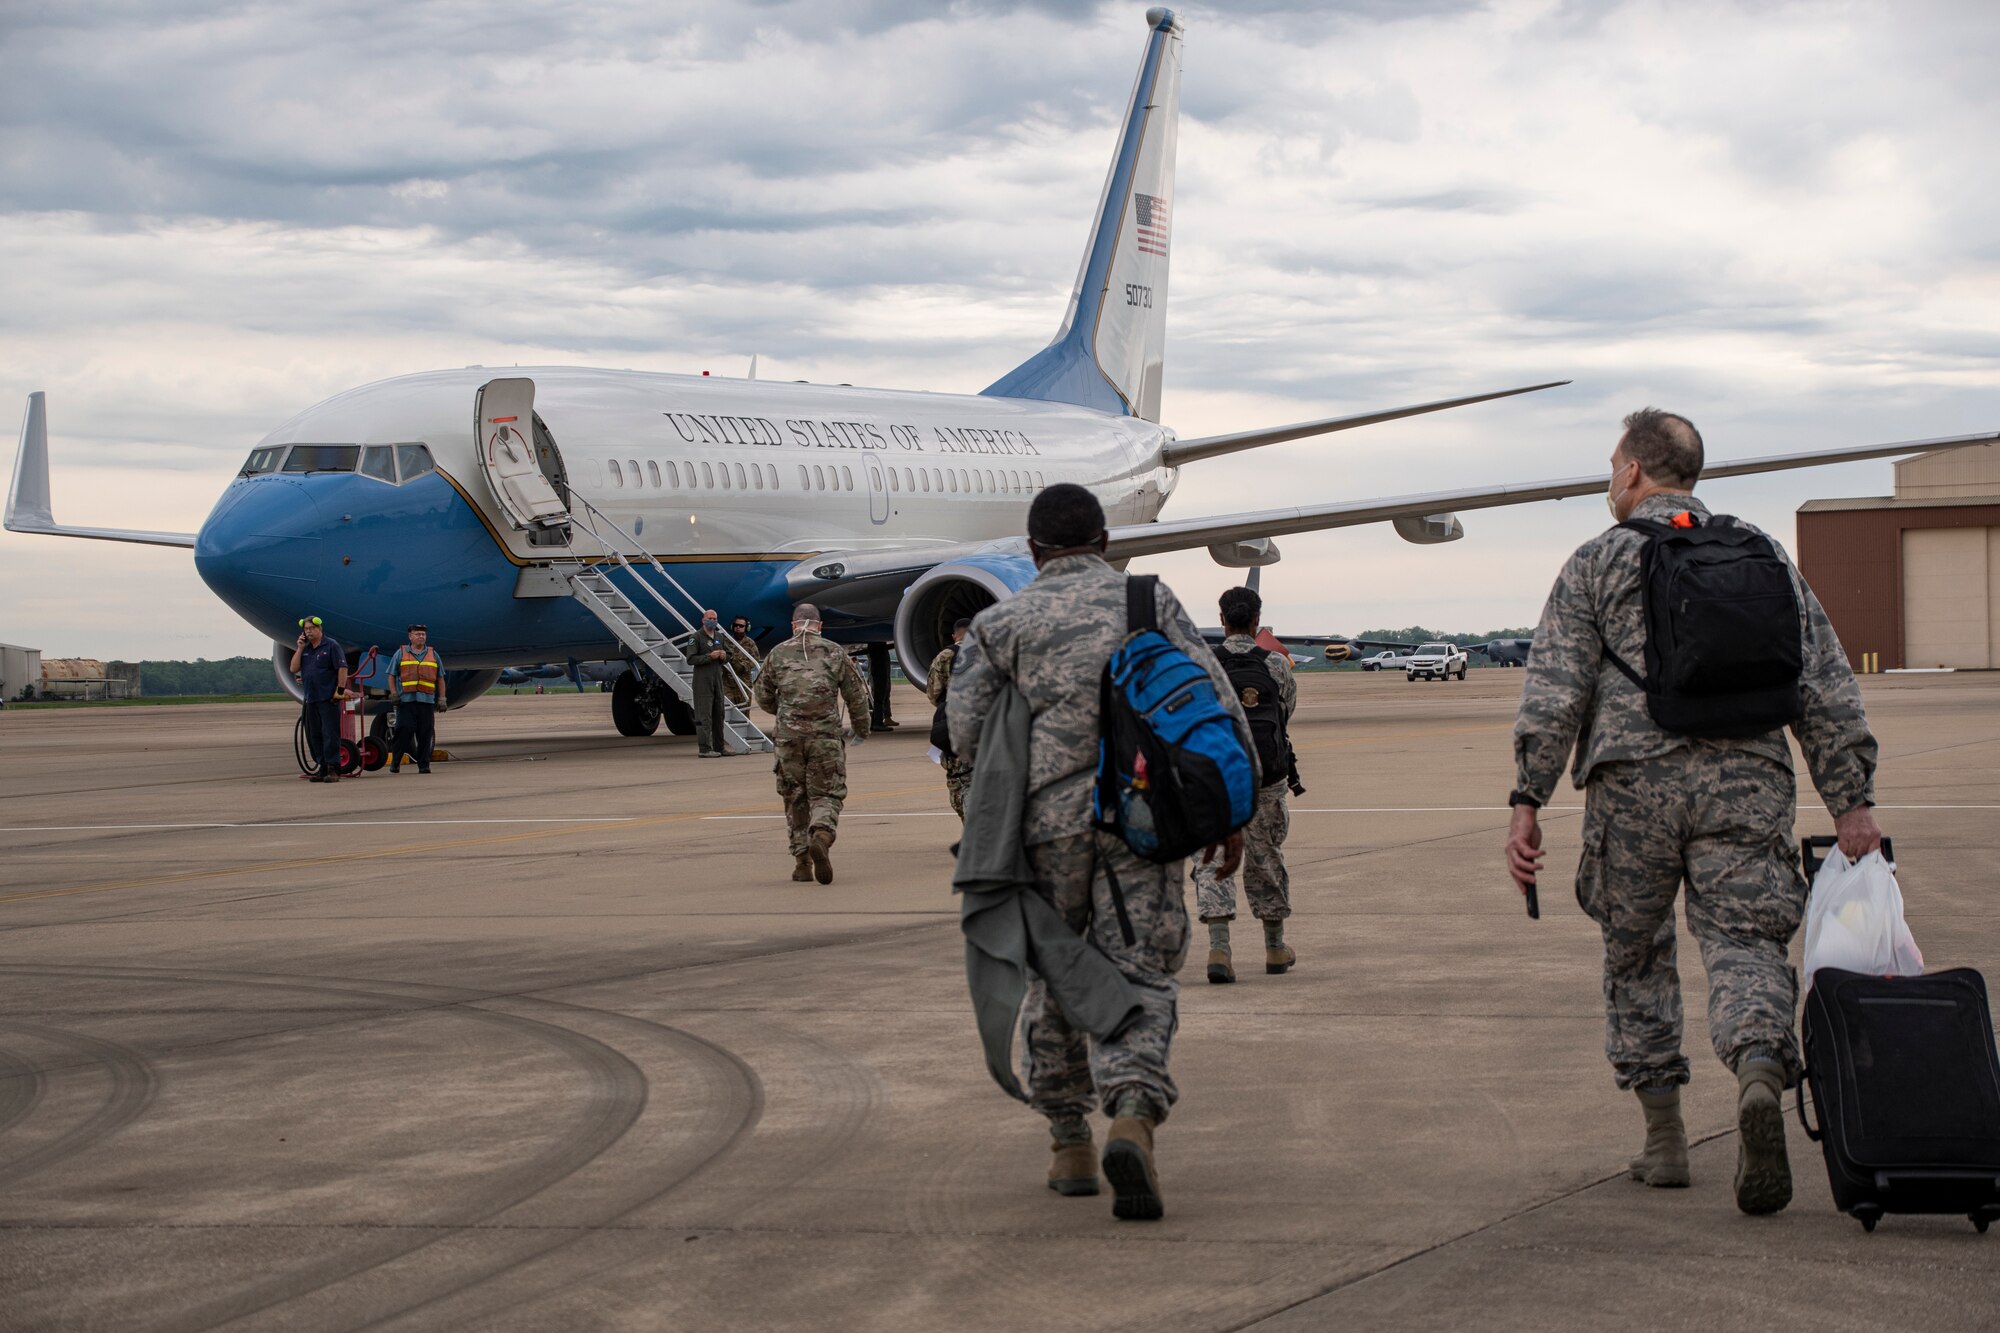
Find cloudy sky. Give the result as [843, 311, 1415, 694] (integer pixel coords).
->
[2, 0, 1994, 662]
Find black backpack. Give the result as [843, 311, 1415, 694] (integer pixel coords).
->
[929, 643, 959, 760]
[1603, 512, 1804, 739]
[1217, 645, 1288, 787]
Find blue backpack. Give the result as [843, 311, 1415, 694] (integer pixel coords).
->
[1092, 576, 1258, 862]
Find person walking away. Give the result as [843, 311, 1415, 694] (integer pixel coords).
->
[1503, 408, 1882, 1217]
[688, 609, 730, 757]
[389, 624, 445, 774]
[1193, 585, 1297, 983]
[289, 615, 348, 783]
[948, 484, 1251, 1222]
[723, 614, 763, 710]
[753, 603, 871, 883]
[926, 617, 975, 820]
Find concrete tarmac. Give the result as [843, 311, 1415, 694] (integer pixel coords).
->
[1, 672, 1995, 1331]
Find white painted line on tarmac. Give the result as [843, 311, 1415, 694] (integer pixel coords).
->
[702, 812, 958, 821]
[0, 817, 642, 832]
[4, 804, 1989, 836]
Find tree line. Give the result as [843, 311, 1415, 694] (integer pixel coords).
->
[138, 657, 280, 696]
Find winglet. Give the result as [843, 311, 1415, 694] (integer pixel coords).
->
[5, 392, 199, 548]
[5, 391, 53, 531]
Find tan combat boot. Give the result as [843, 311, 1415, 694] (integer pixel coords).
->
[1263, 923, 1295, 974]
[1047, 1124, 1099, 1197]
[1206, 946, 1235, 984]
[1734, 1059, 1792, 1215]
[1629, 1085, 1691, 1188]
[808, 828, 835, 884]
[1102, 1115, 1164, 1221]
[791, 852, 813, 882]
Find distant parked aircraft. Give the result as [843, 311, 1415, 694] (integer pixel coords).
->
[1467, 637, 1534, 667]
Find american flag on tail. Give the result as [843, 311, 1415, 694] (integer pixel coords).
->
[1134, 193, 1168, 257]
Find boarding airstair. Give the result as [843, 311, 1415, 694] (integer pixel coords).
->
[557, 497, 772, 754]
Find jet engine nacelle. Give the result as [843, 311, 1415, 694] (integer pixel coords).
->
[893, 551, 1040, 688]
[1392, 513, 1464, 545]
[268, 640, 501, 711]
[1207, 536, 1281, 568]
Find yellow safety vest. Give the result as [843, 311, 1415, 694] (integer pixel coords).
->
[398, 647, 440, 696]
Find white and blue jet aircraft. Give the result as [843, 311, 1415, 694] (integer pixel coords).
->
[8, 9, 1993, 744]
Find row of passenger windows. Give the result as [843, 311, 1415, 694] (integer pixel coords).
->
[239, 443, 437, 485]
[601, 457, 1050, 497]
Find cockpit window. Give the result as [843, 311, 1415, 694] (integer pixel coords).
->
[358, 446, 397, 484]
[281, 444, 360, 474]
[395, 444, 435, 481]
[240, 446, 285, 475]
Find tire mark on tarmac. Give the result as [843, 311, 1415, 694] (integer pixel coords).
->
[0, 966, 763, 1333]
[0, 1022, 158, 1193]
[0, 1043, 49, 1139]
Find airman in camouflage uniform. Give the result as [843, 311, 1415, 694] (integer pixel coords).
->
[722, 614, 763, 709]
[926, 618, 975, 820]
[1193, 587, 1299, 983]
[949, 484, 1253, 1222]
[1505, 408, 1882, 1217]
[753, 603, 872, 885]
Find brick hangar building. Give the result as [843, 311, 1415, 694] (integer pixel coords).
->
[1798, 442, 2000, 671]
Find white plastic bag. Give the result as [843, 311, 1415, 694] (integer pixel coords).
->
[1801, 847, 1924, 985]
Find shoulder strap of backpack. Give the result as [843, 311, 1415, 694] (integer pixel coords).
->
[1126, 574, 1161, 636]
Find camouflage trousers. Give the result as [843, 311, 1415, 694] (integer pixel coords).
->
[773, 735, 848, 856]
[1576, 749, 1809, 1092]
[1021, 831, 1190, 1126]
[1193, 782, 1291, 922]
[943, 756, 973, 821]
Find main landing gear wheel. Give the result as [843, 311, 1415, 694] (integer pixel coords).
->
[660, 692, 696, 737]
[612, 671, 661, 737]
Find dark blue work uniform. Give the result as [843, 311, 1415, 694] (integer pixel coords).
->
[297, 636, 345, 774]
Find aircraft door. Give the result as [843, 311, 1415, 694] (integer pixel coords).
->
[863, 455, 889, 525]
[475, 378, 569, 530]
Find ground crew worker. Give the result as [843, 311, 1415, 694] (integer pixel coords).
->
[753, 602, 871, 883]
[948, 484, 1250, 1222]
[723, 614, 762, 710]
[288, 615, 348, 783]
[1193, 586, 1296, 983]
[1504, 407, 1882, 1217]
[389, 623, 445, 774]
[688, 609, 730, 757]
[926, 617, 974, 819]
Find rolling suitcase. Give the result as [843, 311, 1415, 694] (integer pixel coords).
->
[1798, 964, 2000, 1233]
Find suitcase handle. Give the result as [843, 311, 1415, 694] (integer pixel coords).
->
[1795, 1069, 1824, 1143]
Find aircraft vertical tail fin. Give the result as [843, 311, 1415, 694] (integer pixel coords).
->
[982, 8, 1183, 421]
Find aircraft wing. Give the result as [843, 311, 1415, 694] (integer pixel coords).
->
[1105, 430, 1999, 561]
[6, 393, 198, 548]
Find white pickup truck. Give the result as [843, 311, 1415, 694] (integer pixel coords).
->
[1405, 643, 1468, 682]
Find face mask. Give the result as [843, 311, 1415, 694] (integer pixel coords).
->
[1606, 463, 1631, 521]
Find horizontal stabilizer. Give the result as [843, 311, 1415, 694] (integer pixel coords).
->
[1109, 429, 2000, 561]
[1161, 381, 1569, 467]
[5, 392, 198, 548]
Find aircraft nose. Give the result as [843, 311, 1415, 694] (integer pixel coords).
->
[195, 478, 326, 631]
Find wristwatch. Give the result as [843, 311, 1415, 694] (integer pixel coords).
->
[1507, 789, 1542, 809]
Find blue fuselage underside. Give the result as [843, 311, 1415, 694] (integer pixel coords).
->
[194, 471, 810, 667]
